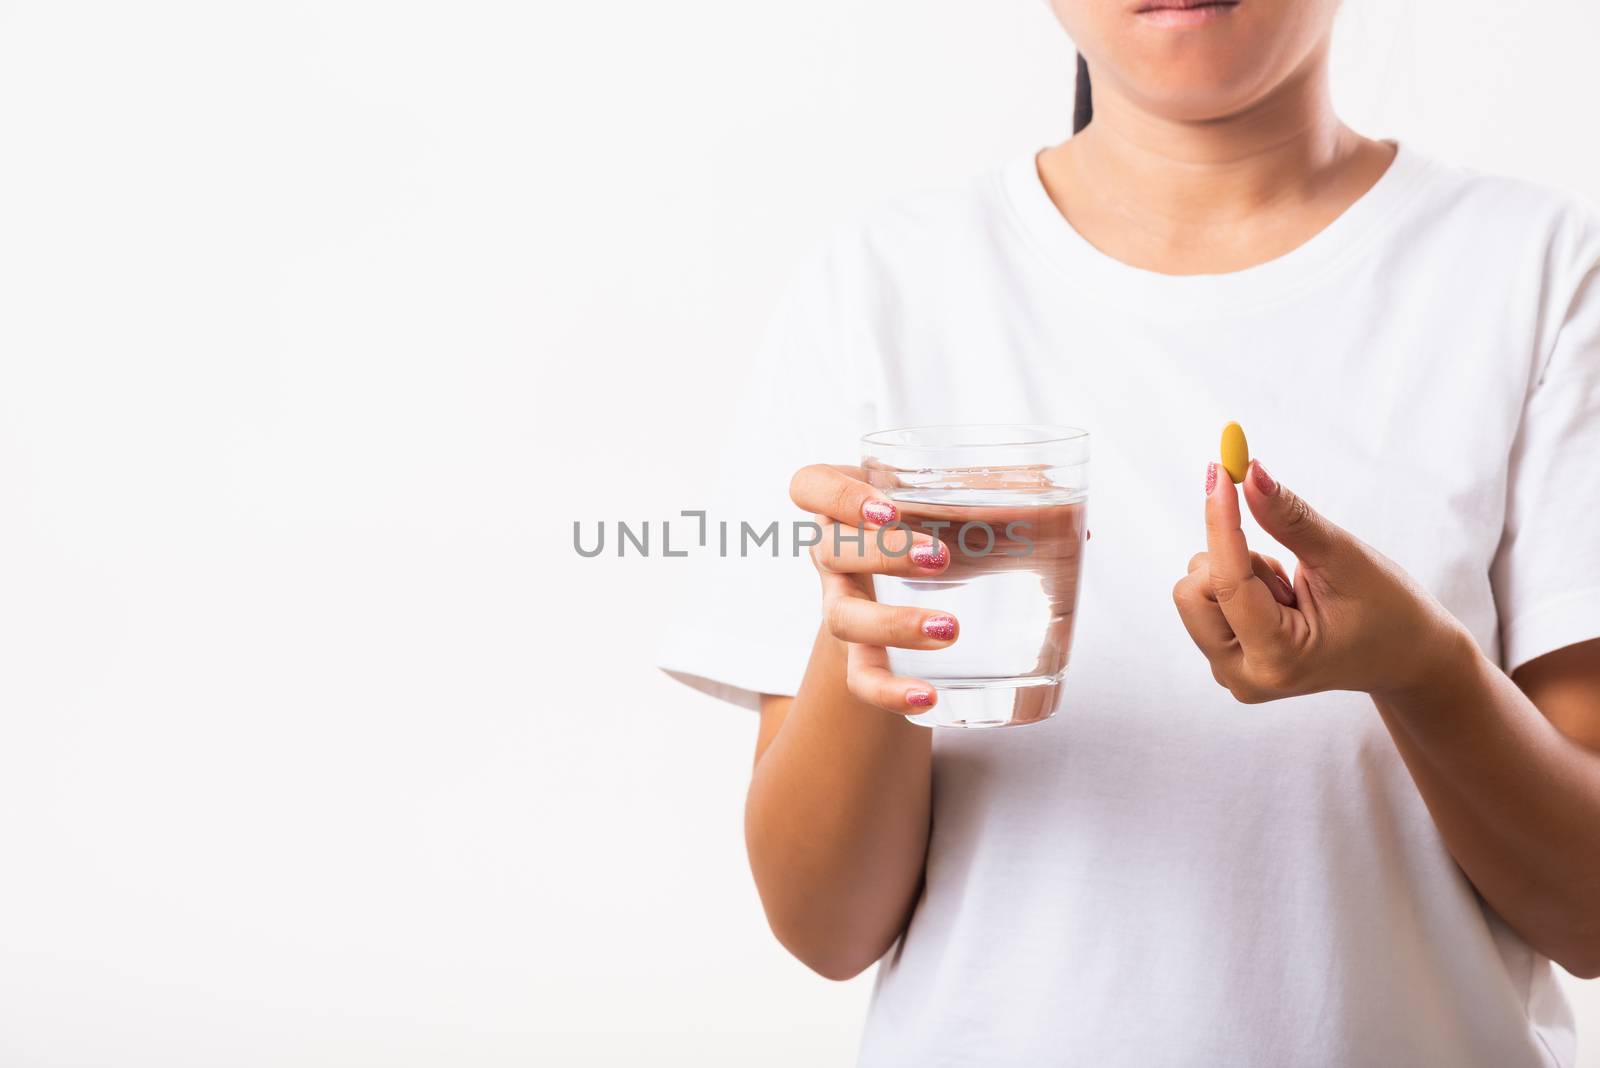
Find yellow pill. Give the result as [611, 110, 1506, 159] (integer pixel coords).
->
[1219, 421, 1249, 485]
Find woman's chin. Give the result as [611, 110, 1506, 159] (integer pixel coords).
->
[1118, 77, 1271, 124]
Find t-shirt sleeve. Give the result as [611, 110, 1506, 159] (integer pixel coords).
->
[1491, 208, 1600, 674]
[655, 240, 874, 709]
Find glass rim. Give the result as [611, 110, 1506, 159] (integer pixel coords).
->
[860, 423, 1090, 450]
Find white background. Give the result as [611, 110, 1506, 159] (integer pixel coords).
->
[0, 1, 1597, 1065]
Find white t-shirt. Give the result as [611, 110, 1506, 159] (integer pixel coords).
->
[658, 143, 1600, 1067]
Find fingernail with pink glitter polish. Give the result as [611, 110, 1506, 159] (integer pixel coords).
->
[910, 541, 948, 570]
[906, 689, 935, 707]
[863, 499, 897, 526]
[922, 615, 957, 642]
[1205, 462, 1218, 496]
[1250, 460, 1278, 497]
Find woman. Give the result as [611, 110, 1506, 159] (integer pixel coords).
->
[658, 0, 1600, 1063]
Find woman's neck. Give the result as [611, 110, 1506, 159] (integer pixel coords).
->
[1036, 49, 1395, 276]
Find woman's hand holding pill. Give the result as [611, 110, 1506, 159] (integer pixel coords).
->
[1173, 459, 1474, 704]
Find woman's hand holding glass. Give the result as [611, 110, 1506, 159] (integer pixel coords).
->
[788, 463, 957, 715]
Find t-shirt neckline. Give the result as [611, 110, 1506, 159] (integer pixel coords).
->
[999, 140, 1434, 317]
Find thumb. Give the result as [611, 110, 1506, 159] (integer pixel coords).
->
[1241, 460, 1346, 568]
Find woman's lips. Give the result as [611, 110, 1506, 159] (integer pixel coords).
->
[1134, 0, 1240, 27]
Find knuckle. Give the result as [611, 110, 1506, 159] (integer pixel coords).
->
[1282, 491, 1315, 533]
[868, 681, 901, 711]
[830, 482, 861, 523]
[868, 606, 906, 646]
[809, 537, 832, 571]
[1213, 668, 1264, 704]
[862, 539, 892, 574]
[879, 526, 912, 562]
[1236, 644, 1298, 693]
[1257, 657, 1299, 693]
[845, 674, 874, 705]
[788, 464, 824, 508]
[893, 605, 927, 640]
[1173, 578, 1204, 610]
[822, 595, 851, 636]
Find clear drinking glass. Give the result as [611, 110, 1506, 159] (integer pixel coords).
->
[861, 425, 1090, 728]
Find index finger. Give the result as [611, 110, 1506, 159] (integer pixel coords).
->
[1204, 462, 1282, 643]
[790, 463, 899, 527]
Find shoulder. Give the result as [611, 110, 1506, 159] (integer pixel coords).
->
[798, 162, 1023, 299]
[1404, 149, 1600, 280]
[1411, 155, 1600, 395]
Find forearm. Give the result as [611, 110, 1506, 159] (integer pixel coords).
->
[745, 626, 932, 980]
[1372, 631, 1600, 976]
